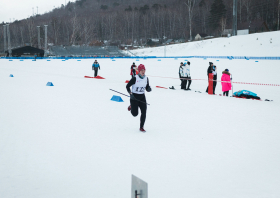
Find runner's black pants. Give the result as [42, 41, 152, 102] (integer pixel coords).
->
[130, 93, 147, 128]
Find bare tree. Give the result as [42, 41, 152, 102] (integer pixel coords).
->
[220, 17, 227, 36]
[70, 11, 79, 45]
[239, 0, 242, 22]
[25, 18, 35, 46]
[277, 0, 280, 30]
[243, 0, 252, 22]
[167, 10, 176, 39]
[82, 18, 93, 45]
[5, 0, 280, 48]
[20, 27, 25, 46]
[184, 0, 197, 41]
[51, 17, 61, 44]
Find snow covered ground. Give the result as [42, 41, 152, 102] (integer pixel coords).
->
[131, 31, 280, 57]
[1, 56, 280, 198]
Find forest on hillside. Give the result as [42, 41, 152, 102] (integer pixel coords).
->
[1, 0, 280, 50]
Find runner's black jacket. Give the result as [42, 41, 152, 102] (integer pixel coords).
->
[126, 76, 151, 100]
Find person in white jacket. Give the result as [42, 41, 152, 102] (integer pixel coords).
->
[179, 61, 192, 90]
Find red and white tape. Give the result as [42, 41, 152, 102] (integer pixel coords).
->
[147, 75, 280, 87]
[231, 82, 280, 86]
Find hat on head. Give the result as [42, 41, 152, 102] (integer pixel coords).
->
[180, 62, 183, 64]
[187, 61, 190, 65]
[225, 69, 229, 72]
[209, 62, 213, 65]
[138, 64, 146, 71]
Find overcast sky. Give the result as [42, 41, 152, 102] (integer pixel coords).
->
[1, 0, 74, 23]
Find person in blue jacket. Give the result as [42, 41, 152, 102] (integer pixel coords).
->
[92, 60, 100, 77]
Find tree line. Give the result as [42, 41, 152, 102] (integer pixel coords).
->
[1, 0, 279, 51]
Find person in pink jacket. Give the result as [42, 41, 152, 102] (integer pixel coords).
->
[221, 69, 232, 96]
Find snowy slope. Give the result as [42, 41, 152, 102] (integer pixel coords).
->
[131, 31, 280, 57]
[1, 57, 280, 198]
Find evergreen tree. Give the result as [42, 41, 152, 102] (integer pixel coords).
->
[139, 5, 149, 14]
[209, 0, 227, 30]
[125, 6, 132, 12]
[100, 5, 108, 10]
[152, 4, 162, 10]
[113, 2, 120, 7]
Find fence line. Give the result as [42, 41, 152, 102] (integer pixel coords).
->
[147, 75, 280, 87]
[1, 56, 280, 60]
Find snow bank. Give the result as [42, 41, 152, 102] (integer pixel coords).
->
[131, 31, 280, 57]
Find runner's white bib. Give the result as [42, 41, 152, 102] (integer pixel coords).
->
[132, 75, 147, 94]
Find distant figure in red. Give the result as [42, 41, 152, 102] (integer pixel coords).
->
[221, 69, 232, 96]
[130, 62, 138, 78]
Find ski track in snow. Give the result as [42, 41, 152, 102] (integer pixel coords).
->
[1, 57, 280, 198]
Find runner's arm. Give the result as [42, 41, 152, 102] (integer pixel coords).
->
[126, 77, 136, 94]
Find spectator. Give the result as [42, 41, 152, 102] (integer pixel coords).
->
[130, 62, 137, 78]
[179, 62, 184, 86]
[206, 62, 217, 94]
[92, 60, 100, 77]
[185, 61, 192, 90]
[221, 69, 232, 96]
[179, 62, 191, 90]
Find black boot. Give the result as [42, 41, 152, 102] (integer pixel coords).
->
[169, 86, 175, 90]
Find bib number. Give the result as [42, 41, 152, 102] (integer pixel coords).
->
[136, 87, 145, 92]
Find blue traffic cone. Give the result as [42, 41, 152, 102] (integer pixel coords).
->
[110, 95, 124, 102]
[46, 82, 54, 86]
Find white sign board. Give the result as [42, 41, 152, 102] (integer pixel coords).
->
[131, 175, 148, 198]
[237, 29, 249, 36]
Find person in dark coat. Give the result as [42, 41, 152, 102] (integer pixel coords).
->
[185, 61, 192, 90]
[179, 62, 192, 90]
[130, 62, 137, 78]
[92, 60, 100, 77]
[179, 62, 184, 86]
[206, 62, 217, 94]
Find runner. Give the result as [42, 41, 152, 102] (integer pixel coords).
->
[126, 64, 152, 132]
